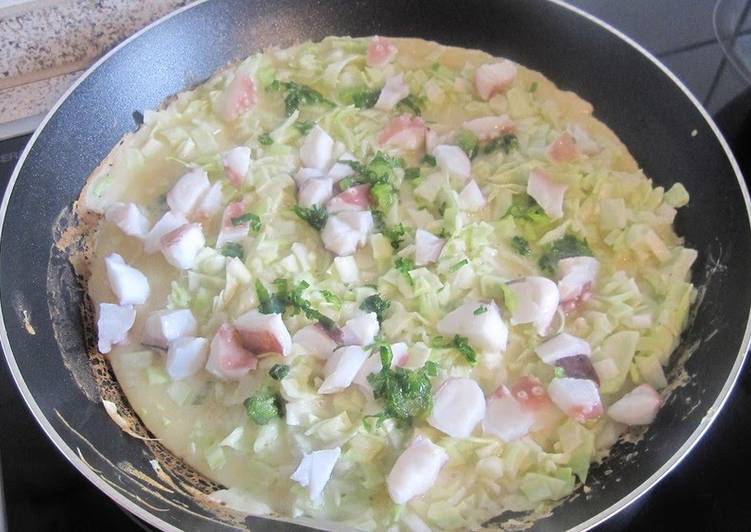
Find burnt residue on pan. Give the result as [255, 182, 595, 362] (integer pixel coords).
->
[48, 203, 101, 402]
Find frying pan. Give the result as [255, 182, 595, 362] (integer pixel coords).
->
[1, 0, 750, 530]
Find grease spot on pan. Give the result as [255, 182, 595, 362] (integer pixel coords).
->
[11, 291, 36, 335]
[22, 309, 35, 335]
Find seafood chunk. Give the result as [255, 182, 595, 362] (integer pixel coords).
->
[166, 168, 210, 216]
[104, 253, 150, 305]
[608, 384, 661, 425]
[457, 180, 486, 212]
[428, 378, 486, 438]
[367, 36, 397, 68]
[462, 115, 514, 141]
[234, 309, 292, 356]
[483, 387, 535, 442]
[327, 184, 370, 213]
[414, 229, 445, 266]
[97, 303, 135, 354]
[378, 115, 426, 150]
[386, 435, 448, 504]
[535, 333, 591, 364]
[547, 377, 603, 421]
[160, 223, 205, 270]
[475, 60, 517, 100]
[506, 277, 559, 335]
[375, 73, 410, 111]
[292, 324, 337, 358]
[105, 202, 150, 238]
[205, 323, 257, 380]
[144, 211, 187, 254]
[222, 146, 251, 188]
[527, 168, 567, 219]
[433, 144, 471, 182]
[215, 72, 257, 122]
[436, 300, 507, 353]
[141, 309, 197, 349]
[300, 126, 334, 171]
[340, 312, 379, 346]
[166, 336, 209, 380]
[318, 346, 369, 394]
[290, 447, 341, 500]
[321, 211, 373, 256]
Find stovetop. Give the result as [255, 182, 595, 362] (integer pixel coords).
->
[1, 1, 750, 531]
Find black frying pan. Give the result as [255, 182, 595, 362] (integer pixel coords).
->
[1, 0, 750, 530]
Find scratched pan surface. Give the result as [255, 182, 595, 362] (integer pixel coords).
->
[1, 0, 750, 530]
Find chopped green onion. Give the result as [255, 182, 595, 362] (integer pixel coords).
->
[511, 235, 531, 256]
[452, 335, 477, 365]
[244, 391, 283, 425]
[449, 258, 469, 272]
[294, 120, 315, 135]
[504, 193, 549, 224]
[256, 279, 287, 314]
[268, 80, 334, 116]
[484, 134, 519, 154]
[456, 129, 479, 159]
[351, 88, 381, 109]
[220, 242, 244, 259]
[383, 223, 406, 250]
[231, 212, 261, 232]
[320, 290, 342, 310]
[360, 293, 391, 323]
[366, 358, 435, 427]
[394, 256, 415, 286]
[539, 234, 593, 275]
[431, 335, 477, 365]
[293, 204, 328, 230]
[421, 154, 437, 166]
[396, 94, 423, 116]
[371, 182, 397, 212]
[269, 364, 290, 380]
[404, 167, 421, 180]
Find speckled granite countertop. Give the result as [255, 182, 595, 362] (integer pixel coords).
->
[0, 0, 189, 138]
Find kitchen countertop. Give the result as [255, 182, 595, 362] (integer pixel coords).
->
[0, 0, 188, 138]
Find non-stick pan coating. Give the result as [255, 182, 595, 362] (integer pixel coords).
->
[1, 1, 749, 530]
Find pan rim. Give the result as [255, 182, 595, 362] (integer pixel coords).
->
[1, 0, 750, 531]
